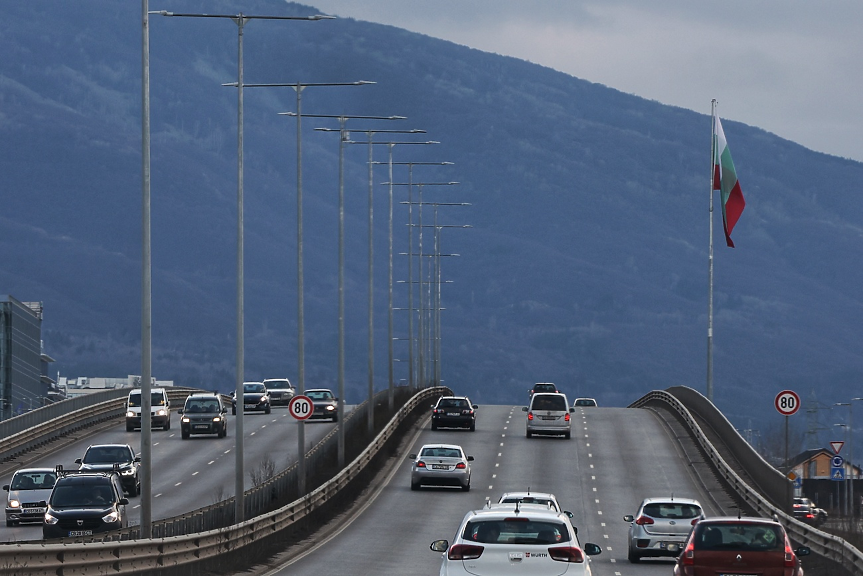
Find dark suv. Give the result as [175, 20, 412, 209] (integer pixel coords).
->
[42, 468, 128, 539]
[529, 382, 558, 397]
[179, 393, 228, 439]
[75, 444, 140, 496]
[431, 396, 478, 431]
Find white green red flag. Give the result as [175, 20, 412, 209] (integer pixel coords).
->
[713, 115, 745, 247]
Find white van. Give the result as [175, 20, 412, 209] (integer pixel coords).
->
[126, 388, 171, 431]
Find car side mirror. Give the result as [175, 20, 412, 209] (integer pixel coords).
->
[564, 510, 574, 519]
[522, 406, 528, 411]
[583, 543, 602, 556]
[2, 485, 8, 491]
[134, 456, 141, 463]
[38, 500, 47, 507]
[472, 404, 478, 409]
[119, 498, 129, 506]
[623, 515, 634, 522]
[796, 547, 811, 557]
[409, 454, 417, 460]
[75, 458, 82, 465]
[430, 539, 449, 553]
[467, 456, 474, 461]
[178, 409, 184, 415]
[221, 407, 228, 414]
[569, 407, 575, 413]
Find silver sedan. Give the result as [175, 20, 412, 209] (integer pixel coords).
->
[409, 444, 473, 491]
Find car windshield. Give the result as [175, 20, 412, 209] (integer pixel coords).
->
[421, 447, 462, 458]
[128, 392, 166, 407]
[266, 380, 292, 390]
[244, 384, 265, 393]
[308, 391, 334, 401]
[500, 497, 558, 511]
[438, 399, 469, 409]
[642, 503, 702, 519]
[695, 523, 783, 551]
[575, 399, 596, 406]
[534, 384, 556, 392]
[83, 447, 131, 464]
[531, 395, 567, 411]
[11, 471, 57, 490]
[463, 519, 569, 545]
[185, 399, 220, 413]
[51, 482, 114, 507]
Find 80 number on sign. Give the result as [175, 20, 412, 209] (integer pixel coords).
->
[288, 395, 314, 421]
[775, 390, 801, 416]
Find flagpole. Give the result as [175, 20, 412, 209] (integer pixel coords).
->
[707, 99, 717, 403]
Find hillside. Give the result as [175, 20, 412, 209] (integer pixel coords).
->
[1, 0, 862, 439]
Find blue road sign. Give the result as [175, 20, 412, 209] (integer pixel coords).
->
[832, 467, 846, 481]
[833, 455, 845, 468]
[793, 477, 803, 489]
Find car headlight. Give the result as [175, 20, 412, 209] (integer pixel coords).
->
[44, 511, 59, 525]
[126, 411, 135, 418]
[156, 409, 167, 416]
[325, 405, 335, 411]
[259, 396, 267, 403]
[212, 416, 222, 422]
[8, 499, 20, 509]
[102, 510, 121, 523]
[182, 416, 190, 423]
[120, 467, 134, 476]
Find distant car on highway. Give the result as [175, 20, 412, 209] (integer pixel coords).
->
[431, 396, 478, 431]
[793, 496, 828, 526]
[573, 397, 598, 407]
[306, 388, 339, 421]
[125, 387, 171, 431]
[497, 491, 570, 516]
[3, 468, 57, 526]
[624, 496, 703, 562]
[75, 444, 141, 497]
[232, 381, 271, 415]
[263, 378, 295, 406]
[672, 516, 810, 576]
[429, 501, 602, 575]
[179, 393, 228, 439]
[524, 392, 574, 439]
[529, 382, 557, 397]
[410, 444, 473, 491]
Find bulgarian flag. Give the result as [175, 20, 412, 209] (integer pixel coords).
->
[713, 115, 746, 247]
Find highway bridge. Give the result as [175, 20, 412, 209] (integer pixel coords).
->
[0, 386, 860, 575]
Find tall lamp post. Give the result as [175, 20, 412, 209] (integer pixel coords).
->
[835, 422, 850, 515]
[314, 115, 406, 467]
[836, 398, 863, 516]
[243, 80, 373, 496]
[150, 8, 332, 524]
[140, 1, 152, 538]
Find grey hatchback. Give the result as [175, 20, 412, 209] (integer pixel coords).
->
[524, 392, 573, 439]
[624, 496, 703, 562]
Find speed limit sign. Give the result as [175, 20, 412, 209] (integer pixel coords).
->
[288, 395, 314, 421]
[775, 390, 801, 416]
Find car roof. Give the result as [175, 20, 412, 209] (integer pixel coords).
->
[13, 467, 56, 475]
[86, 443, 131, 450]
[464, 506, 570, 523]
[419, 443, 465, 450]
[263, 378, 292, 384]
[188, 392, 221, 397]
[640, 496, 701, 506]
[129, 387, 166, 393]
[574, 397, 596, 402]
[306, 388, 335, 393]
[499, 491, 558, 501]
[57, 471, 119, 483]
[486, 502, 556, 512]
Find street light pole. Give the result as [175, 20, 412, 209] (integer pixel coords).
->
[151, 8, 332, 524]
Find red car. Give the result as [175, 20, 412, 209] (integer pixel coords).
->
[673, 516, 810, 576]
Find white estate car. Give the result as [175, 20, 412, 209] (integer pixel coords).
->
[410, 444, 473, 491]
[430, 501, 602, 575]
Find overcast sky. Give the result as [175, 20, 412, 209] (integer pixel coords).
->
[307, 0, 863, 162]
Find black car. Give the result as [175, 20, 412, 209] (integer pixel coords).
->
[529, 382, 558, 397]
[42, 469, 128, 539]
[306, 388, 339, 422]
[75, 444, 140, 497]
[431, 396, 478, 431]
[231, 382, 272, 415]
[179, 393, 229, 439]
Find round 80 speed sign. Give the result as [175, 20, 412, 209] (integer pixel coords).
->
[288, 395, 314, 421]
[775, 390, 801, 416]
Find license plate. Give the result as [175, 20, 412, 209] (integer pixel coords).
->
[447, 412, 460, 416]
[541, 416, 556, 420]
[431, 464, 449, 470]
[661, 542, 680, 552]
[68, 530, 93, 537]
[244, 404, 255, 409]
[24, 507, 46, 514]
[194, 424, 208, 429]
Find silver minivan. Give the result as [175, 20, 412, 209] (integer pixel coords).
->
[524, 392, 573, 439]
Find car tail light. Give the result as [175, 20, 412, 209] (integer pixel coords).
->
[634, 516, 654, 525]
[448, 544, 483, 560]
[548, 546, 584, 563]
[784, 537, 795, 567]
[456, 462, 467, 469]
[528, 412, 534, 421]
[691, 517, 700, 526]
[681, 539, 695, 566]
[416, 461, 426, 468]
[565, 412, 571, 422]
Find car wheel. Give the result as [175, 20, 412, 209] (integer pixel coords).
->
[181, 430, 190, 440]
[462, 482, 471, 492]
[332, 414, 338, 422]
[526, 430, 532, 438]
[265, 405, 271, 414]
[564, 431, 571, 439]
[628, 548, 641, 563]
[5, 519, 13, 527]
[232, 406, 236, 415]
[219, 425, 227, 438]
[164, 419, 170, 430]
[431, 421, 438, 431]
[126, 423, 134, 432]
[411, 482, 420, 491]
[469, 422, 476, 431]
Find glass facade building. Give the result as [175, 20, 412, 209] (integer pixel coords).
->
[0, 295, 44, 419]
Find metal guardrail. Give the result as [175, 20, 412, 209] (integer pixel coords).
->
[631, 388, 863, 574]
[0, 386, 448, 574]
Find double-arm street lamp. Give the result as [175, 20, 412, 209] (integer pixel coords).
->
[146, 5, 332, 529]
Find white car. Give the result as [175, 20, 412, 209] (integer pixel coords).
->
[497, 491, 576, 524]
[624, 496, 703, 562]
[3, 468, 58, 526]
[431, 502, 602, 575]
[410, 444, 473, 491]
[524, 392, 574, 438]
